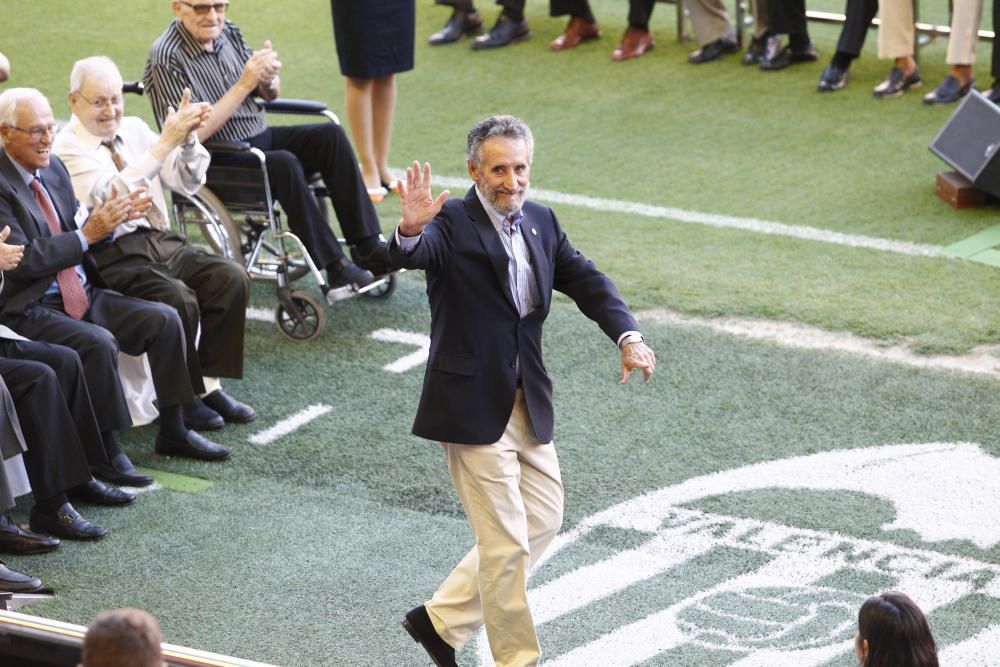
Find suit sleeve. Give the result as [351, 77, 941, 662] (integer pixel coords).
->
[0, 175, 86, 282]
[387, 203, 457, 272]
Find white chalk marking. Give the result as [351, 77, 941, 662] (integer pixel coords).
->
[118, 482, 163, 495]
[432, 176, 943, 258]
[639, 308, 1000, 379]
[939, 624, 1000, 666]
[246, 306, 273, 322]
[248, 404, 333, 445]
[369, 328, 430, 373]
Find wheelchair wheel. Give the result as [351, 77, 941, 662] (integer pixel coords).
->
[275, 291, 326, 342]
[362, 273, 397, 299]
[181, 187, 245, 263]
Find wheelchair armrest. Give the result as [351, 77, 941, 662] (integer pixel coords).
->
[204, 140, 252, 153]
[254, 97, 328, 115]
[122, 81, 145, 96]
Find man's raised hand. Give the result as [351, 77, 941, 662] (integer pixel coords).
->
[398, 161, 449, 237]
[0, 226, 24, 271]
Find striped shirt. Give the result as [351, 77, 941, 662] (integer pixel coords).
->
[144, 19, 266, 143]
[474, 187, 540, 319]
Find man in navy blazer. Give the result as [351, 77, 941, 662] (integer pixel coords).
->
[0, 88, 233, 467]
[394, 115, 656, 667]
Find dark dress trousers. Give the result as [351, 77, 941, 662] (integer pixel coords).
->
[388, 187, 638, 445]
[0, 152, 194, 419]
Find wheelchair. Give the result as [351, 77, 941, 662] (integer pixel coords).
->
[124, 82, 397, 342]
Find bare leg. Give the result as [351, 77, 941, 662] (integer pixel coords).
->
[371, 75, 398, 187]
[344, 76, 380, 191]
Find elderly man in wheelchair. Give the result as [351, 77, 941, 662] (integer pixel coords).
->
[143, 0, 396, 304]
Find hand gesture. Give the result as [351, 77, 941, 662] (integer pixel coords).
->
[620, 341, 656, 384]
[0, 226, 24, 271]
[398, 161, 449, 237]
[82, 185, 154, 245]
[241, 40, 281, 92]
[160, 88, 211, 149]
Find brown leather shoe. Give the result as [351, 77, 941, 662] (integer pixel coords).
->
[549, 16, 601, 51]
[611, 27, 653, 62]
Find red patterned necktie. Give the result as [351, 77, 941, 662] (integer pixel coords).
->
[29, 177, 89, 319]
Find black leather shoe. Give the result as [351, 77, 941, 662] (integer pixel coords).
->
[92, 452, 154, 488]
[817, 63, 848, 92]
[155, 430, 233, 461]
[742, 35, 767, 65]
[30, 503, 108, 540]
[428, 10, 483, 45]
[402, 605, 457, 667]
[471, 14, 530, 50]
[68, 479, 135, 507]
[873, 66, 922, 98]
[688, 37, 738, 64]
[0, 513, 59, 555]
[328, 258, 375, 289]
[0, 560, 43, 593]
[760, 40, 817, 71]
[202, 389, 256, 424]
[923, 75, 973, 105]
[183, 396, 224, 431]
[351, 243, 398, 278]
[985, 80, 1000, 104]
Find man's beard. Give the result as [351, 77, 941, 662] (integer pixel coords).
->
[481, 180, 528, 215]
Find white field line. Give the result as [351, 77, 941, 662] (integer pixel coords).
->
[369, 328, 431, 373]
[432, 176, 944, 258]
[640, 308, 1000, 379]
[119, 482, 163, 495]
[248, 404, 333, 445]
[246, 306, 273, 322]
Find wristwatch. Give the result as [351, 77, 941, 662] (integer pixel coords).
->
[620, 333, 644, 349]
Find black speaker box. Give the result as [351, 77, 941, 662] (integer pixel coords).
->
[929, 90, 1000, 198]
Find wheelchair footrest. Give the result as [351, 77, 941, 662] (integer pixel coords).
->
[325, 284, 358, 304]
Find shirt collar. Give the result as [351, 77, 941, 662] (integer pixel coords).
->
[9, 156, 37, 188]
[65, 114, 110, 152]
[475, 185, 522, 234]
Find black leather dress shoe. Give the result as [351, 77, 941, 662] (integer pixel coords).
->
[0, 513, 59, 555]
[68, 479, 135, 507]
[202, 389, 257, 424]
[985, 80, 1000, 104]
[155, 430, 233, 461]
[402, 605, 457, 667]
[471, 14, 530, 50]
[873, 66, 922, 98]
[742, 35, 767, 65]
[351, 243, 398, 278]
[817, 63, 848, 92]
[923, 75, 973, 105]
[30, 503, 109, 540]
[688, 37, 739, 64]
[428, 10, 483, 46]
[183, 396, 225, 431]
[0, 560, 43, 593]
[760, 40, 817, 71]
[92, 452, 154, 488]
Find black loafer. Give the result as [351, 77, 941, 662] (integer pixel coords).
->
[68, 479, 135, 507]
[155, 430, 233, 461]
[873, 66, 922, 98]
[92, 452, 154, 488]
[471, 14, 530, 50]
[817, 64, 848, 92]
[985, 80, 1000, 104]
[202, 389, 257, 424]
[428, 10, 483, 46]
[742, 36, 767, 65]
[30, 503, 109, 540]
[688, 37, 738, 64]
[183, 396, 225, 431]
[351, 243, 398, 278]
[0, 560, 43, 593]
[923, 74, 973, 105]
[761, 41, 817, 71]
[402, 605, 457, 667]
[0, 513, 60, 555]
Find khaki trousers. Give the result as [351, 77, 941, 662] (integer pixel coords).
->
[427, 390, 564, 667]
[946, 0, 984, 65]
[877, 0, 915, 59]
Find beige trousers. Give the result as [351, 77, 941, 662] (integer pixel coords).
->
[684, 0, 735, 47]
[426, 390, 564, 667]
[946, 0, 984, 65]
[877, 0, 915, 59]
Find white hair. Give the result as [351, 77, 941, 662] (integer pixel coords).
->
[70, 55, 121, 93]
[0, 88, 46, 145]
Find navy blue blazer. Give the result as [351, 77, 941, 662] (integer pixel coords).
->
[388, 187, 638, 445]
[0, 152, 108, 318]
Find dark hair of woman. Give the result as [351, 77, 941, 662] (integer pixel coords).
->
[855, 591, 938, 667]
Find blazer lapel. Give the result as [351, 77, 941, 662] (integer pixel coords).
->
[519, 211, 551, 311]
[0, 152, 52, 238]
[465, 188, 518, 314]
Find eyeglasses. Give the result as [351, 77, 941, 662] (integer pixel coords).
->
[177, 0, 229, 14]
[9, 125, 57, 142]
[74, 92, 123, 110]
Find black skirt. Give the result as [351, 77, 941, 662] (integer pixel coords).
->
[331, 0, 416, 78]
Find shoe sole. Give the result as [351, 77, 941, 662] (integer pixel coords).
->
[471, 31, 531, 50]
[402, 618, 452, 667]
[0, 542, 60, 556]
[874, 80, 922, 99]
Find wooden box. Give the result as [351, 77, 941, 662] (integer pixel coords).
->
[936, 170, 988, 209]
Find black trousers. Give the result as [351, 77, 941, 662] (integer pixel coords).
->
[0, 341, 107, 503]
[836, 0, 878, 57]
[993, 0, 1000, 78]
[3, 286, 193, 419]
[627, 0, 657, 27]
[436, 0, 526, 12]
[93, 230, 251, 385]
[768, 0, 808, 36]
[223, 123, 383, 271]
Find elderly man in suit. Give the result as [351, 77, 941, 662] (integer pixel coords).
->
[0, 88, 233, 463]
[392, 116, 656, 667]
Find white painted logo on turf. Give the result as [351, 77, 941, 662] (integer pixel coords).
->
[369, 328, 430, 373]
[473, 442, 1000, 666]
